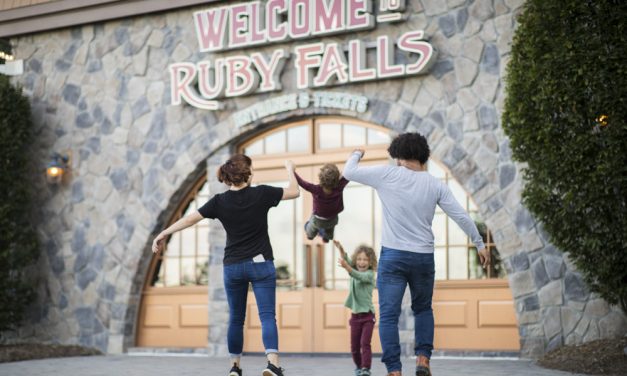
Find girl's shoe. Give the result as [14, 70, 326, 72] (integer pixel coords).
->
[360, 368, 371, 376]
[262, 361, 285, 376]
[229, 363, 242, 376]
[354, 368, 361, 376]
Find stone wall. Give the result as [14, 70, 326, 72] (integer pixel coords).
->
[5, 0, 625, 357]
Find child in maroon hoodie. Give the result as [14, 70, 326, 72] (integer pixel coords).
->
[294, 164, 349, 242]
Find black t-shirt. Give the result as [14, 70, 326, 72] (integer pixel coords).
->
[198, 185, 283, 265]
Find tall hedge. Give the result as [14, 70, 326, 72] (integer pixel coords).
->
[0, 74, 39, 331]
[503, 1, 627, 312]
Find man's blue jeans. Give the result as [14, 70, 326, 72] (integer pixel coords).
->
[377, 247, 435, 373]
[223, 260, 278, 356]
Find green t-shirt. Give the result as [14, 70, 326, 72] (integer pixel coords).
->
[343, 254, 375, 314]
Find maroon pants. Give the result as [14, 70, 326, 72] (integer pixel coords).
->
[350, 312, 375, 369]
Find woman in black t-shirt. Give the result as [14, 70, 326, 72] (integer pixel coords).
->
[152, 154, 299, 376]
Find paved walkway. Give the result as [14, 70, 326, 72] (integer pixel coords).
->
[0, 355, 585, 376]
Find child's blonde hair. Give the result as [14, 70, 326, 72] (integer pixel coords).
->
[318, 164, 341, 190]
[351, 245, 378, 271]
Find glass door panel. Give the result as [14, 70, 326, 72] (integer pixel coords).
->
[321, 179, 382, 291]
[255, 179, 304, 290]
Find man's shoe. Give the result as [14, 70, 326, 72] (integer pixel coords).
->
[360, 368, 371, 376]
[386, 371, 402, 376]
[262, 361, 285, 376]
[415, 355, 431, 376]
[229, 363, 242, 376]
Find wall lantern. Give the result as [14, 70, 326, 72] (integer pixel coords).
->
[46, 152, 70, 184]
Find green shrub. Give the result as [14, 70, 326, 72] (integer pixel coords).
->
[503, 0, 627, 311]
[0, 75, 39, 331]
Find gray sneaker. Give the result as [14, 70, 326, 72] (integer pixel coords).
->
[360, 368, 371, 376]
[354, 368, 361, 376]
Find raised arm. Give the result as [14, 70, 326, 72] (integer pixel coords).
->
[342, 149, 387, 188]
[333, 240, 347, 259]
[437, 183, 491, 267]
[152, 211, 203, 253]
[294, 171, 317, 193]
[282, 160, 300, 200]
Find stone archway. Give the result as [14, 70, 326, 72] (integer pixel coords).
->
[118, 100, 625, 358]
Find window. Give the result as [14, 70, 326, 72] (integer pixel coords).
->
[150, 179, 210, 287]
[148, 117, 503, 290]
[317, 120, 390, 150]
[429, 161, 503, 280]
[243, 124, 310, 156]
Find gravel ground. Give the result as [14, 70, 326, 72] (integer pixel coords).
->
[538, 338, 627, 376]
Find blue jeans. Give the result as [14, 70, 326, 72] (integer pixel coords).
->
[377, 247, 435, 373]
[223, 260, 278, 356]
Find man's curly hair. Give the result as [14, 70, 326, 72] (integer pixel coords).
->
[318, 164, 340, 190]
[387, 132, 430, 164]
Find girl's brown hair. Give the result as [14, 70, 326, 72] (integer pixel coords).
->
[351, 245, 378, 271]
[217, 154, 252, 186]
[318, 163, 341, 190]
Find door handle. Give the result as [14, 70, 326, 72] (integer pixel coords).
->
[316, 244, 324, 288]
[304, 244, 313, 288]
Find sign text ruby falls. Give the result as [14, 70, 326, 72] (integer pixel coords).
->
[169, 0, 436, 110]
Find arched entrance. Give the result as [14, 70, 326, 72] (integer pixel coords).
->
[136, 116, 519, 352]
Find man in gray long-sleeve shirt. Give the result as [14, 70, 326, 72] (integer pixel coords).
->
[343, 133, 490, 376]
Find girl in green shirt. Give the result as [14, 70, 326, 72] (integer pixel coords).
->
[335, 240, 378, 376]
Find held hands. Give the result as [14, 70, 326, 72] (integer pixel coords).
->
[478, 248, 491, 268]
[284, 160, 295, 171]
[352, 149, 365, 158]
[152, 232, 167, 253]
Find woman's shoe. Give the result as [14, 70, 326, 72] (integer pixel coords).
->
[360, 368, 371, 376]
[262, 361, 285, 376]
[228, 363, 242, 376]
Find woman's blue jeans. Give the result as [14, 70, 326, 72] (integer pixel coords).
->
[377, 247, 435, 373]
[223, 260, 278, 356]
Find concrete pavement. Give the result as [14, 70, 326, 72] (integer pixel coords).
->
[0, 354, 586, 376]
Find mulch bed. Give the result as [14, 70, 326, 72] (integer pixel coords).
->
[0, 343, 102, 363]
[538, 338, 627, 376]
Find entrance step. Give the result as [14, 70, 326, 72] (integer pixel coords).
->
[128, 348, 519, 359]
[431, 350, 520, 359]
[127, 347, 208, 356]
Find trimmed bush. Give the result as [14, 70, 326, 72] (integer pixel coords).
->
[0, 75, 39, 331]
[503, 1, 627, 311]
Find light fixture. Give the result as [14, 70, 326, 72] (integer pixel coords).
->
[0, 38, 12, 62]
[0, 51, 13, 61]
[46, 152, 70, 184]
[595, 114, 609, 127]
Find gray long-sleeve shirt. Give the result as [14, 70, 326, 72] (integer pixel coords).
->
[343, 152, 486, 253]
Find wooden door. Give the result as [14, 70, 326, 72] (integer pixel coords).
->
[137, 116, 519, 352]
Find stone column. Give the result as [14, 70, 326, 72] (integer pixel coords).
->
[206, 147, 231, 356]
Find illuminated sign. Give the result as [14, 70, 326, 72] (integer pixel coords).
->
[170, 0, 435, 110]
